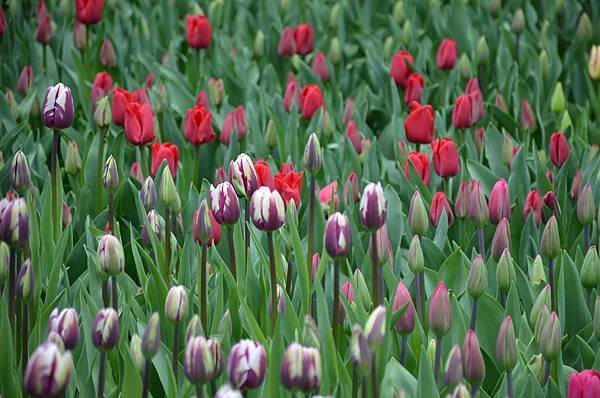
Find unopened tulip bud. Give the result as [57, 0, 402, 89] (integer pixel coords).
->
[530, 285, 552, 328]
[0, 198, 30, 246]
[227, 339, 267, 390]
[408, 191, 428, 236]
[300, 347, 321, 392]
[343, 172, 360, 205]
[512, 8, 525, 34]
[6, 90, 19, 119]
[535, 304, 551, 343]
[186, 315, 204, 343]
[360, 183, 387, 231]
[393, 1, 404, 23]
[530, 255, 546, 286]
[445, 345, 463, 388]
[407, 235, 424, 273]
[254, 30, 264, 57]
[491, 218, 511, 261]
[551, 82, 565, 114]
[99, 39, 116, 67]
[102, 155, 119, 190]
[383, 36, 394, 60]
[489, 179, 511, 224]
[142, 312, 161, 359]
[268, 284, 286, 316]
[140, 177, 157, 211]
[468, 181, 489, 226]
[577, 183, 595, 225]
[589, 46, 600, 80]
[429, 282, 452, 337]
[129, 334, 145, 372]
[303, 133, 322, 174]
[73, 21, 87, 49]
[64, 141, 81, 175]
[539, 51, 550, 77]
[352, 269, 370, 309]
[580, 246, 600, 289]
[497, 249, 515, 293]
[324, 212, 352, 258]
[528, 354, 546, 384]
[141, 210, 164, 246]
[467, 254, 487, 298]
[130, 162, 144, 183]
[41, 83, 74, 130]
[364, 306, 386, 348]
[24, 343, 73, 397]
[329, 37, 342, 64]
[210, 182, 240, 225]
[458, 54, 471, 79]
[594, 296, 600, 341]
[303, 315, 321, 349]
[329, 3, 343, 27]
[47, 331, 66, 351]
[476, 36, 489, 63]
[496, 316, 517, 372]
[350, 325, 372, 375]
[454, 181, 471, 218]
[448, 384, 471, 398]
[49, 308, 79, 350]
[165, 285, 188, 324]
[576, 13, 592, 42]
[184, 336, 219, 384]
[159, 167, 181, 212]
[280, 343, 304, 391]
[97, 234, 124, 276]
[92, 308, 120, 351]
[194, 200, 212, 244]
[541, 216, 560, 259]
[250, 187, 285, 231]
[393, 282, 416, 335]
[208, 78, 224, 107]
[94, 96, 111, 128]
[265, 119, 277, 147]
[539, 311, 561, 361]
[322, 110, 333, 136]
[229, 153, 259, 198]
[462, 330, 485, 384]
[427, 339, 437, 367]
[10, 150, 31, 191]
[0, 242, 8, 283]
[401, 21, 411, 46]
[16, 258, 34, 301]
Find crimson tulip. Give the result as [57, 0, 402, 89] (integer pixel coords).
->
[430, 192, 454, 226]
[520, 99, 536, 130]
[452, 94, 473, 128]
[90, 72, 113, 108]
[220, 106, 248, 145]
[278, 27, 296, 57]
[431, 138, 460, 177]
[466, 78, 484, 123]
[488, 179, 511, 224]
[36, 2, 52, 44]
[404, 101, 435, 144]
[112, 87, 148, 126]
[312, 52, 330, 81]
[390, 50, 413, 87]
[549, 131, 570, 168]
[300, 84, 323, 119]
[75, 0, 105, 25]
[283, 79, 301, 113]
[567, 369, 600, 398]
[124, 102, 155, 145]
[254, 160, 275, 189]
[346, 121, 362, 154]
[274, 169, 303, 207]
[186, 15, 212, 49]
[151, 142, 179, 177]
[184, 103, 215, 146]
[523, 189, 543, 227]
[436, 39, 458, 69]
[404, 151, 430, 186]
[293, 24, 314, 55]
[404, 72, 424, 104]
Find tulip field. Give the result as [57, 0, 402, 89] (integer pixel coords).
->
[3, 0, 600, 397]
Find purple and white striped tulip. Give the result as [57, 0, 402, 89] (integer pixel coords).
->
[16, 258, 34, 301]
[359, 182, 387, 230]
[0, 197, 29, 246]
[41, 83, 74, 129]
[324, 212, 352, 258]
[250, 187, 285, 231]
[91, 308, 120, 351]
[215, 384, 243, 398]
[49, 308, 80, 350]
[24, 342, 73, 398]
[141, 210, 164, 246]
[227, 339, 267, 390]
[165, 285, 188, 324]
[210, 181, 241, 225]
[229, 153, 259, 198]
[184, 336, 223, 384]
[301, 347, 321, 392]
[280, 343, 304, 391]
[97, 234, 124, 276]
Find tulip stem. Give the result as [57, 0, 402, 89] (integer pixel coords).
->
[548, 259, 556, 310]
[434, 336, 442, 383]
[194, 145, 201, 189]
[471, 383, 479, 397]
[108, 192, 115, 234]
[164, 209, 171, 279]
[543, 360, 551, 385]
[8, 247, 16, 336]
[500, 292, 507, 309]
[267, 232, 278, 333]
[477, 227, 485, 257]
[199, 242, 208, 330]
[195, 385, 204, 398]
[244, 199, 250, 277]
[371, 355, 379, 398]
[332, 259, 340, 348]
[507, 370, 514, 398]
[586, 288, 593, 315]
[51, 130, 60, 241]
[227, 226, 237, 281]
[515, 34, 521, 65]
[111, 275, 118, 311]
[101, 280, 110, 307]
[142, 360, 150, 398]
[352, 367, 358, 398]
[361, 375, 368, 398]
[172, 322, 179, 385]
[400, 335, 408, 365]
[140, 146, 150, 178]
[98, 352, 106, 398]
[307, 175, 316, 315]
[21, 301, 28, 373]
[415, 271, 423, 324]
[96, 128, 106, 214]
[286, 259, 293, 298]
[470, 297, 478, 330]
[372, 231, 382, 307]
[584, 224, 590, 254]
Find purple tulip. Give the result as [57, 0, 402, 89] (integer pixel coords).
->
[0, 197, 29, 246]
[210, 181, 241, 225]
[91, 308, 120, 351]
[141, 210, 164, 246]
[229, 153, 259, 198]
[227, 339, 267, 390]
[142, 312, 161, 359]
[10, 149, 32, 191]
[429, 282, 452, 337]
[184, 336, 223, 384]
[24, 342, 74, 398]
[250, 187, 285, 231]
[50, 308, 80, 351]
[324, 212, 352, 258]
[359, 182, 387, 230]
[392, 282, 416, 335]
[41, 83, 74, 129]
[16, 258, 35, 300]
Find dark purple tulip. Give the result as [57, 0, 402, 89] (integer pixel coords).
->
[16, 258, 34, 301]
[41, 83, 74, 129]
[250, 187, 286, 231]
[227, 339, 267, 390]
[0, 198, 30, 246]
[11, 149, 32, 191]
[210, 181, 241, 225]
[302, 347, 321, 392]
[359, 182, 387, 230]
[280, 343, 304, 391]
[324, 212, 352, 258]
[91, 308, 120, 351]
[194, 199, 212, 243]
[24, 343, 74, 398]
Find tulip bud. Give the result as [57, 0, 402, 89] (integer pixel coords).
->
[210, 182, 240, 225]
[92, 308, 120, 351]
[530, 284, 552, 328]
[408, 191, 428, 236]
[577, 183, 595, 225]
[497, 249, 516, 293]
[407, 235, 424, 273]
[64, 141, 81, 175]
[540, 311, 561, 361]
[141, 210, 164, 246]
[427, 339, 437, 367]
[572, 169, 583, 200]
[448, 384, 471, 398]
[324, 212, 352, 258]
[102, 155, 119, 191]
[429, 282, 452, 337]
[184, 336, 220, 384]
[140, 177, 157, 211]
[99, 39, 116, 67]
[265, 119, 277, 147]
[129, 334, 145, 372]
[343, 172, 360, 205]
[185, 315, 204, 344]
[208, 78, 224, 107]
[229, 153, 259, 199]
[454, 181, 471, 218]
[303, 133, 322, 174]
[227, 339, 267, 390]
[6, 90, 19, 119]
[350, 325, 372, 375]
[489, 179, 511, 224]
[130, 162, 144, 183]
[393, 282, 416, 335]
[496, 316, 517, 372]
[512, 8, 525, 34]
[360, 183, 387, 231]
[94, 96, 111, 128]
[541, 216, 560, 259]
[476, 36, 489, 64]
[528, 354, 546, 384]
[535, 304, 551, 343]
[165, 285, 188, 324]
[303, 315, 320, 350]
[254, 30, 264, 57]
[194, 200, 212, 244]
[268, 284, 286, 316]
[159, 167, 181, 212]
[589, 46, 600, 80]
[0, 197, 30, 246]
[48, 308, 79, 351]
[401, 21, 411, 46]
[458, 54, 471, 79]
[73, 21, 87, 49]
[16, 258, 34, 301]
[468, 181, 489, 226]
[550, 82, 565, 114]
[383, 36, 394, 60]
[329, 37, 342, 64]
[322, 109, 333, 136]
[530, 255, 546, 286]
[329, 3, 343, 27]
[24, 343, 73, 397]
[250, 187, 286, 231]
[576, 13, 592, 42]
[0, 242, 8, 283]
[142, 312, 161, 359]
[467, 254, 487, 298]
[215, 384, 243, 398]
[364, 306, 386, 348]
[351, 269, 370, 308]
[47, 331, 66, 351]
[97, 234, 124, 276]
[10, 150, 32, 191]
[580, 246, 600, 289]
[594, 296, 600, 341]
[280, 343, 304, 391]
[41, 83, 74, 130]
[491, 218, 511, 261]
[445, 345, 464, 388]
[462, 330, 486, 384]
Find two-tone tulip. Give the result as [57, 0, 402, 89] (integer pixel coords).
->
[227, 339, 267, 390]
[491, 218, 511, 261]
[468, 181, 488, 226]
[92, 308, 120, 351]
[141, 210, 164, 246]
[462, 330, 485, 385]
[142, 312, 161, 359]
[97, 234, 124, 276]
[496, 316, 517, 372]
[165, 285, 188, 324]
[49, 308, 80, 350]
[24, 343, 73, 397]
[303, 133, 323, 174]
[350, 325, 372, 374]
[393, 282, 416, 335]
[41, 83, 74, 130]
[184, 336, 222, 384]
[16, 258, 35, 301]
[10, 150, 32, 191]
[429, 282, 452, 337]
[249, 187, 286, 231]
[359, 182, 387, 230]
[229, 154, 259, 199]
[210, 182, 241, 225]
[0, 198, 30, 246]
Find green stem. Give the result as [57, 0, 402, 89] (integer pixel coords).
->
[507, 371, 514, 398]
[267, 232, 277, 333]
[548, 258, 556, 310]
[96, 128, 106, 214]
[307, 175, 316, 315]
[244, 199, 250, 278]
[108, 192, 114, 234]
[111, 275, 118, 311]
[372, 231, 382, 306]
[200, 243, 208, 331]
[140, 145, 150, 178]
[227, 226, 237, 281]
[400, 335, 408, 365]
[172, 322, 180, 385]
[434, 336, 442, 383]
[332, 259, 340, 348]
[8, 248, 16, 336]
[470, 297, 478, 330]
[97, 352, 106, 398]
[51, 130, 60, 241]
[142, 360, 150, 398]
[371, 352, 379, 398]
[164, 209, 171, 279]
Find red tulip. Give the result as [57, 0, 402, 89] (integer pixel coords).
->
[99, 39, 116, 67]
[339, 281, 355, 319]
[145, 73, 154, 89]
[124, 102, 155, 146]
[17, 66, 34, 96]
[112, 87, 148, 126]
[220, 106, 248, 145]
[279, 163, 295, 173]
[300, 84, 324, 119]
[390, 50, 414, 87]
[520, 99, 536, 130]
[75, 0, 105, 25]
[90, 72, 113, 108]
[452, 94, 473, 128]
[542, 191, 561, 223]
[404, 72, 424, 104]
[571, 169, 582, 200]
[404, 101, 435, 144]
[466, 78, 484, 123]
[151, 142, 179, 177]
[549, 131, 570, 168]
[193, 208, 221, 246]
[312, 52, 330, 81]
[278, 27, 296, 57]
[36, 2, 53, 44]
[195, 91, 210, 110]
[545, 169, 554, 186]
[186, 15, 212, 49]
[474, 127, 485, 155]
[430, 192, 454, 226]
[254, 160, 274, 189]
[293, 24, 314, 55]
[567, 369, 600, 398]
[436, 39, 458, 69]
[431, 137, 460, 177]
[489, 179, 511, 224]
[318, 181, 338, 210]
[404, 151, 430, 186]
[283, 79, 301, 113]
[346, 121, 362, 155]
[523, 189, 542, 227]
[0, 9, 5, 39]
[274, 170, 303, 207]
[184, 103, 215, 146]
[343, 171, 360, 204]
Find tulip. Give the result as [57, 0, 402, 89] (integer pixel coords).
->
[210, 182, 241, 225]
[404, 102, 435, 144]
[165, 285, 188, 324]
[124, 102, 155, 145]
[496, 316, 517, 372]
[522, 189, 542, 227]
[276, 26, 296, 57]
[408, 235, 424, 275]
[93, 96, 112, 127]
[520, 99, 536, 130]
[16, 258, 34, 301]
[184, 103, 216, 146]
[408, 191, 428, 236]
[283, 79, 301, 112]
[140, 177, 157, 211]
[454, 180, 472, 218]
[474, 127, 485, 155]
[462, 330, 486, 385]
[430, 191, 454, 227]
[551, 82, 565, 114]
[249, 187, 286, 231]
[577, 183, 595, 225]
[36, 4, 53, 44]
[487, 179, 511, 224]
[404, 72, 424, 104]
[549, 131, 570, 168]
[541, 216, 560, 260]
[141, 312, 161, 360]
[0, 198, 30, 245]
[568, 369, 600, 398]
[24, 343, 73, 398]
[112, 88, 148, 126]
[99, 39, 116, 67]
[17, 66, 34, 96]
[580, 246, 600, 290]
[431, 138, 460, 178]
[92, 308, 120, 350]
[10, 150, 32, 191]
[491, 218, 511, 261]
[343, 172, 360, 205]
[97, 234, 124, 276]
[535, 305, 551, 342]
[589, 46, 600, 80]
[141, 210, 164, 246]
[445, 346, 464, 389]
[293, 23, 314, 55]
[312, 52, 330, 81]
[466, 79, 484, 123]
[274, 169, 303, 207]
[542, 191, 560, 222]
[221, 106, 248, 145]
[436, 38, 458, 69]
[280, 343, 310, 392]
[50, 308, 80, 350]
[540, 312, 561, 363]
[359, 183, 387, 230]
[497, 249, 516, 297]
[404, 151, 430, 186]
[300, 84, 324, 119]
[184, 336, 220, 384]
[42, 83, 74, 130]
[227, 339, 267, 390]
[318, 181, 338, 211]
[324, 212, 351, 258]
[75, 0, 105, 24]
[193, 201, 220, 246]
[229, 153, 259, 198]
[130, 334, 144, 372]
[254, 160, 275, 189]
[214, 166, 228, 185]
[102, 155, 119, 191]
[429, 282, 452, 337]
[467, 254, 487, 299]
[186, 15, 212, 49]
[129, 162, 144, 184]
[393, 282, 416, 336]
[345, 121, 363, 154]
[452, 94, 473, 129]
[342, 97, 356, 125]
[350, 325, 372, 374]
[215, 384, 244, 398]
[6, 90, 18, 118]
[73, 21, 86, 49]
[208, 77, 224, 107]
[390, 50, 414, 87]
[304, 133, 323, 174]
